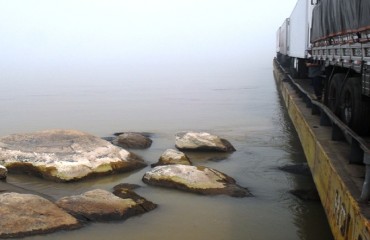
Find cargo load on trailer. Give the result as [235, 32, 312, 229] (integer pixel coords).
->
[276, 0, 370, 136]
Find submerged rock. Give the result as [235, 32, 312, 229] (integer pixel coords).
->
[0, 192, 80, 238]
[112, 132, 152, 149]
[289, 189, 320, 201]
[278, 163, 311, 176]
[113, 184, 157, 212]
[56, 189, 156, 222]
[142, 165, 250, 197]
[0, 165, 7, 180]
[0, 129, 147, 182]
[175, 132, 235, 152]
[113, 183, 141, 191]
[151, 149, 192, 167]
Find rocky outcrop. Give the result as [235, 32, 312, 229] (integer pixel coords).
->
[142, 165, 250, 197]
[56, 189, 156, 222]
[0, 192, 80, 238]
[151, 149, 192, 167]
[0, 129, 147, 182]
[175, 132, 235, 152]
[112, 132, 152, 149]
[0, 165, 7, 180]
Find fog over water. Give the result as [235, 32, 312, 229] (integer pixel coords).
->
[0, 0, 292, 135]
[0, 1, 334, 239]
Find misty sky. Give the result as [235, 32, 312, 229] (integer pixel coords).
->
[0, 0, 297, 78]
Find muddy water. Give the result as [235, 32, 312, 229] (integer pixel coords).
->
[0, 1, 333, 239]
[1, 68, 333, 239]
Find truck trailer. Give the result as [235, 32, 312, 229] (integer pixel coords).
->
[276, 0, 370, 135]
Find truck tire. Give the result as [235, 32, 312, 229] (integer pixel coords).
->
[340, 77, 370, 135]
[328, 73, 345, 115]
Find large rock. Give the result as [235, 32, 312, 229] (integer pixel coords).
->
[0, 165, 7, 180]
[175, 132, 236, 152]
[142, 165, 250, 197]
[56, 189, 156, 222]
[151, 149, 192, 167]
[0, 192, 80, 238]
[112, 132, 152, 149]
[0, 129, 147, 182]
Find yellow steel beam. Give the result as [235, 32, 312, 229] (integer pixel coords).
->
[273, 61, 370, 240]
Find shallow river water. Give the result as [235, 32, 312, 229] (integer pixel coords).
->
[0, 65, 334, 240]
[0, 1, 334, 239]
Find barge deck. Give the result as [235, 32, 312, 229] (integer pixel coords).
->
[273, 59, 370, 240]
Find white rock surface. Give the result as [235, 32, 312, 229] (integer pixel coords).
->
[0, 129, 146, 181]
[175, 132, 235, 152]
[142, 165, 250, 197]
[152, 149, 191, 167]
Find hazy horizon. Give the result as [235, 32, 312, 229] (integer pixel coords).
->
[0, 0, 297, 75]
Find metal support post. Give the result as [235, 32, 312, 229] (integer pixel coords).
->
[331, 124, 345, 141]
[349, 140, 364, 164]
[320, 110, 331, 126]
[311, 104, 320, 115]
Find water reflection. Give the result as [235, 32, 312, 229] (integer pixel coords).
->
[274, 81, 334, 240]
[0, 68, 335, 240]
[0, 1, 333, 237]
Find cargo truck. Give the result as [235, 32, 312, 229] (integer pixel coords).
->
[276, 0, 370, 135]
